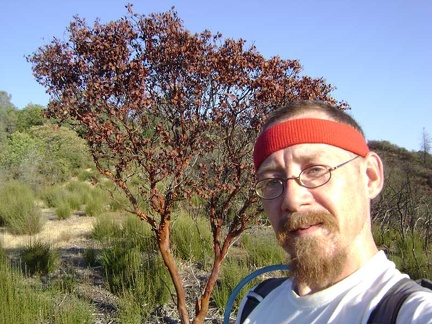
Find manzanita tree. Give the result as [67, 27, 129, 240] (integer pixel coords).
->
[28, 5, 345, 323]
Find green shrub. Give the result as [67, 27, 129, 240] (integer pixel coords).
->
[56, 272, 78, 294]
[84, 187, 107, 216]
[212, 258, 256, 313]
[40, 181, 91, 208]
[395, 231, 431, 279]
[116, 254, 172, 321]
[241, 231, 285, 268]
[213, 229, 287, 314]
[83, 247, 99, 267]
[20, 241, 59, 276]
[95, 214, 171, 320]
[0, 254, 92, 323]
[56, 201, 72, 220]
[92, 214, 121, 241]
[77, 169, 94, 182]
[0, 181, 44, 234]
[170, 212, 213, 265]
[38, 185, 62, 208]
[107, 189, 130, 212]
[373, 225, 432, 279]
[121, 215, 157, 254]
[101, 241, 172, 319]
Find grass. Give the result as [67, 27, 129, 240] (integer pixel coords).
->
[38, 180, 112, 219]
[0, 244, 93, 324]
[373, 225, 432, 279]
[212, 230, 287, 313]
[19, 240, 60, 276]
[170, 210, 213, 266]
[241, 231, 286, 268]
[96, 214, 172, 320]
[0, 180, 44, 235]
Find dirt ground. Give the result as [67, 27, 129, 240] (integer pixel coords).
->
[1, 212, 95, 250]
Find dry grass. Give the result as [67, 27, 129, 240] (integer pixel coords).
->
[1, 211, 96, 250]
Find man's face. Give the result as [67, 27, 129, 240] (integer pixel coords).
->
[256, 140, 371, 286]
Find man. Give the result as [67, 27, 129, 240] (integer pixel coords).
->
[237, 100, 432, 323]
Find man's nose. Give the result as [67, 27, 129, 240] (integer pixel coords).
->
[280, 177, 310, 213]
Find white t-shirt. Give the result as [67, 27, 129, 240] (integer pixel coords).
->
[237, 251, 432, 323]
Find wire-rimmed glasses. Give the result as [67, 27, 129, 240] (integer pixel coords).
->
[255, 155, 359, 200]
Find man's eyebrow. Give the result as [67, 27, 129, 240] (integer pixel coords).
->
[256, 153, 329, 176]
[256, 164, 282, 177]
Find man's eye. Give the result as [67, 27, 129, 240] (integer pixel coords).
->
[303, 166, 327, 176]
[264, 179, 281, 189]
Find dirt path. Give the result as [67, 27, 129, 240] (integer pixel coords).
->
[1, 213, 96, 250]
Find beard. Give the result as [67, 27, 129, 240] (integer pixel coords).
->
[276, 211, 347, 288]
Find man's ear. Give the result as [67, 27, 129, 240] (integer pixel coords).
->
[365, 151, 384, 199]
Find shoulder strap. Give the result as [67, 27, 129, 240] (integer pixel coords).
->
[368, 277, 431, 324]
[417, 278, 432, 290]
[239, 277, 287, 323]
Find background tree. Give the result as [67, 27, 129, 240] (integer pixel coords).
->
[0, 124, 90, 189]
[16, 104, 45, 132]
[420, 127, 431, 165]
[0, 91, 18, 147]
[28, 6, 345, 323]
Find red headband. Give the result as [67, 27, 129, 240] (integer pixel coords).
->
[253, 118, 369, 171]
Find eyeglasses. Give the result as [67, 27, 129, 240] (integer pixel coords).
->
[255, 155, 360, 200]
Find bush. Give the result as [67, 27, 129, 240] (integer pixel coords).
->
[92, 213, 124, 241]
[84, 187, 108, 216]
[77, 168, 94, 182]
[98, 217, 172, 320]
[20, 241, 59, 276]
[0, 248, 92, 323]
[212, 258, 257, 313]
[116, 254, 172, 321]
[39, 181, 106, 219]
[170, 212, 213, 265]
[213, 230, 287, 314]
[0, 181, 44, 234]
[373, 225, 432, 279]
[56, 201, 72, 220]
[241, 231, 285, 268]
[83, 247, 98, 267]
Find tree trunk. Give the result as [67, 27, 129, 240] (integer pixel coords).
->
[193, 231, 236, 323]
[158, 221, 190, 324]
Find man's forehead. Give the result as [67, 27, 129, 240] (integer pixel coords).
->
[253, 117, 369, 172]
[257, 143, 344, 172]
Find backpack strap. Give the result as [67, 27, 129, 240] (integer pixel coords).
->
[367, 277, 431, 324]
[417, 278, 432, 290]
[239, 277, 287, 323]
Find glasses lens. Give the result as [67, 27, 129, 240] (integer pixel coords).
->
[299, 165, 331, 188]
[256, 179, 283, 199]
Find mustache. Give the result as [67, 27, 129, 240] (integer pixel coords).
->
[278, 211, 339, 234]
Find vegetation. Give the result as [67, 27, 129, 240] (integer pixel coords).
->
[27, 6, 345, 323]
[0, 5, 430, 324]
[96, 215, 173, 320]
[0, 181, 44, 234]
[0, 243, 93, 323]
[19, 241, 59, 276]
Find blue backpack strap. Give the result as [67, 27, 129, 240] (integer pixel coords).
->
[368, 277, 431, 324]
[240, 277, 287, 323]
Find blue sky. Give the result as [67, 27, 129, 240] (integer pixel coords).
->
[1, 0, 431, 151]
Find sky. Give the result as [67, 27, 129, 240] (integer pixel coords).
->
[1, 0, 431, 152]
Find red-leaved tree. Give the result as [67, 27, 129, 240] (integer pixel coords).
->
[28, 5, 345, 323]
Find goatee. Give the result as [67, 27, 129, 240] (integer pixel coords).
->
[277, 211, 347, 288]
